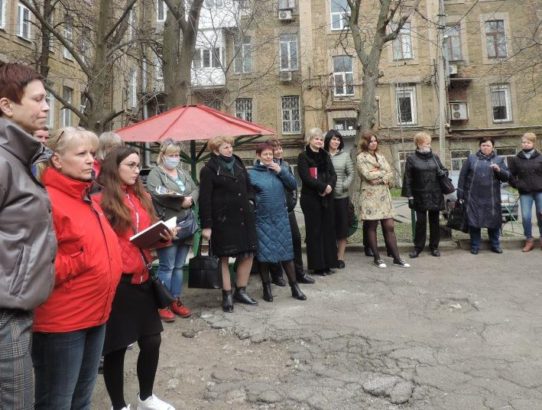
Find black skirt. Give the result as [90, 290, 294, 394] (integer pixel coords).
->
[103, 275, 163, 355]
[334, 197, 349, 239]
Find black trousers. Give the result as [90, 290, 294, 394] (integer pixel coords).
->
[300, 194, 337, 271]
[414, 210, 440, 251]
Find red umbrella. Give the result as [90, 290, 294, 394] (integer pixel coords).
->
[116, 104, 275, 142]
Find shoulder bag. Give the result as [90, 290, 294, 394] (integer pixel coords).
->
[138, 248, 175, 309]
[433, 156, 455, 195]
[446, 201, 469, 233]
[188, 240, 222, 289]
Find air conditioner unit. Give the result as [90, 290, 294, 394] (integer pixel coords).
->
[449, 102, 468, 120]
[448, 64, 458, 76]
[279, 71, 292, 82]
[278, 9, 293, 21]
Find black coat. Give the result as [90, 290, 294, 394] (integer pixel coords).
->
[401, 151, 446, 211]
[507, 150, 542, 194]
[199, 154, 257, 257]
[297, 146, 337, 197]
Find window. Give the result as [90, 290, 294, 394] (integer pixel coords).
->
[205, 0, 224, 7]
[128, 9, 136, 41]
[333, 56, 354, 96]
[61, 86, 73, 127]
[204, 98, 221, 110]
[46, 92, 55, 128]
[234, 36, 252, 74]
[155, 54, 163, 81]
[451, 150, 470, 171]
[129, 70, 137, 108]
[0, 0, 6, 29]
[399, 150, 415, 175]
[333, 118, 356, 136]
[279, 34, 298, 71]
[17, 3, 31, 40]
[496, 147, 517, 166]
[392, 22, 413, 60]
[281, 96, 300, 134]
[235, 98, 253, 122]
[490, 84, 512, 122]
[157, 0, 166, 22]
[445, 24, 462, 61]
[279, 0, 295, 9]
[396, 85, 417, 125]
[485, 20, 507, 58]
[63, 15, 74, 60]
[193, 48, 222, 68]
[330, 0, 350, 31]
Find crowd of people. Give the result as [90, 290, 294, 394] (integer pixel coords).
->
[2, 62, 541, 410]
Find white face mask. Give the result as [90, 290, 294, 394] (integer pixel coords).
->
[163, 156, 180, 170]
[418, 147, 431, 153]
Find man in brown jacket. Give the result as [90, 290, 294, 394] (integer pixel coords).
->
[0, 63, 57, 409]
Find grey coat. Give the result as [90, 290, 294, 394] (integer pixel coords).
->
[146, 165, 199, 221]
[330, 150, 354, 199]
[0, 118, 57, 310]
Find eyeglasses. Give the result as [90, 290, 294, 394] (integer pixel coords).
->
[121, 162, 140, 170]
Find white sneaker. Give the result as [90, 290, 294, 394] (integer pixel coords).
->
[374, 259, 387, 268]
[137, 394, 175, 410]
[111, 405, 130, 410]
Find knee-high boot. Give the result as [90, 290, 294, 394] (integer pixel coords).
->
[259, 262, 273, 302]
[284, 261, 306, 301]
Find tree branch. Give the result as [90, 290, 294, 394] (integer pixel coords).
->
[105, 0, 138, 44]
[45, 83, 87, 122]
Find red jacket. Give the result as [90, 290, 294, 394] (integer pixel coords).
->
[96, 186, 154, 284]
[33, 168, 123, 333]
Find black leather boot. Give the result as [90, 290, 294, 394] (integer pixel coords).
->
[296, 271, 315, 284]
[290, 282, 307, 300]
[262, 282, 273, 302]
[270, 268, 286, 287]
[233, 287, 258, 305]
[222, 290, 233, 313]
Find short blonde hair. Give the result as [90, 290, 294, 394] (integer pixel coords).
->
[96, 131, 123, 161]
[47, 126, 99, 156]
[305, 127, 323, 144]
[157, 139, 182, 165]
[414, 132, 432, 147]
[522, 132, 537, 144]
[208, 136, 234, 153]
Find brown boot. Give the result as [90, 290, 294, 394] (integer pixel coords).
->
[522, 238, 534, 252]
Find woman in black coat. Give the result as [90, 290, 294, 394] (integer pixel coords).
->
[508, 132, 542, 252]
[298, 127, 338, 275]
[402, 132, 446, 258]
[199, 136, 258, 313]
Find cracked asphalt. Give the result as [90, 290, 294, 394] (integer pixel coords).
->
[92, 246, 542, 409]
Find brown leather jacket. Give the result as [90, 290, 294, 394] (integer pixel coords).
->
[0, 118, 56, 310]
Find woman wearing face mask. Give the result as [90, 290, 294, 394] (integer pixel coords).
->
[146, 139, 199, 322]
[199, 136, 258, 313]
[402, 132, 447, 258]
[458, 137, 510, 254]
[32, 127, 123, 409]
[248, 142, 306, 302]
[506, 132, 542, 252]
[297, 127, 338, 275]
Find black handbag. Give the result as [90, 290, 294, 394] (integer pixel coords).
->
[176, 209, 199, 242]
[447, 202, 469, 233]
[346, 199, 358, 237]
[433, 156, 455, 195]
[138, 248, 175, 309]
[188, 241, 222, 289]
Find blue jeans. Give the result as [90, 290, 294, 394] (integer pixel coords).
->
[157, 242, 190, 298]
[469, 226, 500, 250]
[32, 324, 106, 410]
[519, 192, 542, 239]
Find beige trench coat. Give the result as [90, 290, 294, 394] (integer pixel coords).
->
[356, 151, 394, 220]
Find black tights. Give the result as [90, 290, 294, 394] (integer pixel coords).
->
[103, 333, 161, 410]
[260, 260, 296, 284]
[365, 218, 400, 262]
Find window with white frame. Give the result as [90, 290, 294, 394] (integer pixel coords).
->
[0, 0, 6, 30]
[485, 20, 507, 59]
[154, 53, 163, 81]
[205, 0, 224, 7]
[204, 98, 221, 110]
[330, 0, 350, 31]
[399, 150, 415, 175]
[281, 96, 300, 134]
[193, 47, 222, 68]
[63, 15, 74, 60]
[234, 36, 252, 74]
[17, 3, 31, 40]
[279, 34, 298, 71]
[129, 70, 138, 108]
[445, 24, 462, 62]
[496, 147, 517, 166]
[80, 92, 88, 113]
[278, 0, 295, 10]
[333, 118, 356, 136]
[490, 84, 512, 122]
[46, 91, 55, 128]
[235, 98, 253, 122]
[396, 85, 417, 125]
[392, 22, 413, 60]
[61, 86, 73, 127]
[333, 56, 354, 96]
[157, 0, 166, 22]
[451, 150, 470, 171]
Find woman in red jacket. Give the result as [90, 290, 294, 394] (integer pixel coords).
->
[32, 127, 123, 409]
[98, 146, 175, 410]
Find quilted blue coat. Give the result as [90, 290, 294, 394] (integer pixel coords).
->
[248, 162, 297, 263]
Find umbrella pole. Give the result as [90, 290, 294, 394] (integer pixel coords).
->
[190, 140, 197, 182]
